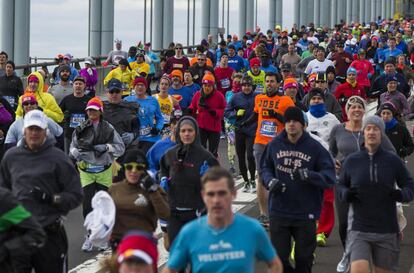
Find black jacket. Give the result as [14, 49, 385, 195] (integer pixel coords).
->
[103, 101, 140, 136]
[0, 138, 83, 227]
[160, 116, 219, 210]
[386, 122, 414, 158]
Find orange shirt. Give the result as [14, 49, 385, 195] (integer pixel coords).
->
[254, 94, 295, 145]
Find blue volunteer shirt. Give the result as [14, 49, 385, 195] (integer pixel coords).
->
[167, 213, 276, 273]
[228, 55, 245, 72]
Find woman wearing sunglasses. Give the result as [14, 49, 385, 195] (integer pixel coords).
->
[108, 149, 170, 251]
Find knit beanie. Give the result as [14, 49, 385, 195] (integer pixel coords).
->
[170, 70, 183, 81]
[133, 77, 148, 88]
[202, 73, 215, 86]
[249, 57, 261, 67]
[377, 101, 397, 116]
[283, 77, 298, 90]
[59, 64, 71, 74]
[326, 66, 336, 76]
[122, 149, 148, 167]
[345, 95, 366, 114]
[362, 115, 385, 135]
[284, 106, 305, 126]
[347, 67, 357, 75]
[85, 97, 104, 112]
[308, 88, 325, 101]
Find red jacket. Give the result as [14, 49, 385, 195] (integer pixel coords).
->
[214, 67, 234, 96]
[349, 59, 374, 88]
[189, 90, 226, 133]
[335, 81, 367, 121]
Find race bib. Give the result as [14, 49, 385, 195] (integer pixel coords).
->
[85, 163, 105, 173]
[256, 85, 264, 92]
[162, 113, 171, 124]
[69, 113, 86, 128]
[220, 78, 231, 89]
[139, 126, 151, 136]
[260, 120, 277, 137]
[3, 96, 15, 108]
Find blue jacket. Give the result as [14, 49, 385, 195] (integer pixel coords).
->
[260, 130, 335, 220]
[224, 91, 258, 137]
[337, 147, 414, 233]
[146, 137, 176, 173]
[124, 95, 164, 143]
[228, 55, 245, 72]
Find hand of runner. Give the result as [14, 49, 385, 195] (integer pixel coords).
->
[291, 168, 309, 182]
[140, 174, 158, 193]
[268, 178, 286, 193]
[390, 189, 403, 202]
[345, 187, 360, 202]
[31, 186, 53, 204]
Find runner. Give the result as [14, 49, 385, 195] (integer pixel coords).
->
[163, 43, 190, 74]
[260, 106, 336, 273]
[189, 73, 226, 157]
[247, 57, 266, 93]
[124, 77, 164, 153]
[104, 39, 128, 66]
[159, 116, 219, 249]
[59, 76, 91, 154]
[16, 72, 64, 123]
[242, 72, 295, 228]
[108, 149, 169, 250]
[168, 70, 194, 115]
[337, 115, 414, 273]
[48, 64, 74, 104]
[379, 75, 410, 117]
[225, 75, 258, 191]
[69, 97, 125, 252]
[103, 58, 138, 97]
[164, 166, 283, 273]
[79, 57, 98, 97]
[0, 109, 83, 272]
[0, 60, 23, 109]
[189, 53, 215, 86]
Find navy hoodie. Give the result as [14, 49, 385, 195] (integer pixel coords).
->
[260, 130, 335, 220]
[224, 91, 258, 137]
[337, 147, 414, 233]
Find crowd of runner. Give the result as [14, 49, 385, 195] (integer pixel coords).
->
[1, 16, 414, 273]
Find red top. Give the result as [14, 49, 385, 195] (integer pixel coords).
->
[214, 66, 234, 96]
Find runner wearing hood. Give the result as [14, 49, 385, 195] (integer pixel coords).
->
[159, 116, 219, 246]
[16, 72, 64, 123]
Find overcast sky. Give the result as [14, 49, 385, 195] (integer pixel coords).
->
[30, 0, 294, 58]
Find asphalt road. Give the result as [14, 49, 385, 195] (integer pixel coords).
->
[66, 139, 414, 273]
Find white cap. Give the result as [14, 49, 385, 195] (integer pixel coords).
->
[24, 110, 48, 129]
[351, 38, 357, 45]
[84, 57, 94, 65]
[246, 40, 253, 45]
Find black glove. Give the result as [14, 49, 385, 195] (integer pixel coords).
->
[31, 186, 53, 204]
[268, 178, 286, 194]
[399, 147, 408, 157]
[150, 127, 160, 136]
[345, 187, 360, 203]
[268, 109, 285, 123]
[390, 189, 403, 202]
[338, 96, 347, 105]
[199, 101, 209, 109]
[140, 174, 158, 193]
[209, 109, 217, 116]
[291, 168, 310, 182]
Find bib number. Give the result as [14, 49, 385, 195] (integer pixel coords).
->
[220, 78, 230, 89]
[260, 120, 277, 137]
[140, 126, 151, 136]
[70, 113, 86, 128]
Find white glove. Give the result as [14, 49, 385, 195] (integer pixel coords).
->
[87, 68, 93, 76]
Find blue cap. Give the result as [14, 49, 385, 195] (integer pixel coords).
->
[347, 67, 357, 75]
[107, 78, 123, 91]
[385, 75, 398, 84]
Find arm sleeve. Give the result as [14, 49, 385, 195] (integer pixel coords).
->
[154, 101, 164, 131]
[148, 189, 170, 220]
[54, 157, 83, 213]
[103, 70, 114, 86]
[107, 126, 126, 158]
[254, 222, 277, 262]
[307, 146, 336, 189]
[166, 229, 189, 271]
[328, 126, 339, 158]
[395, 158, 414, 203]
[43, 95, 64, 123]
[47, 119, 63, 137]
[224, 96, 237, 120]
[259, 144, 277, 189]
[4, 122, 18, 144]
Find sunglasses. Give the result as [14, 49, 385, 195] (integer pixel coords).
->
[198, 58, 206, 61]
[175, 47, 183, 50]
[124, 162, 147, 171]
[23, 102, 37, 106]
[108, 89, 121, 94]
[315, 80, 326, 83]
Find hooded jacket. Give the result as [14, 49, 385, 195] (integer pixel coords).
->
[160, 116, 219, 210]
[103, 101, 140, 136]
[224, 90, 258, 136]
[16, 72, 64, 123]
[337, 147, 414, 233]
[0, 137, 83, 227]
[260, 130, 336, 220]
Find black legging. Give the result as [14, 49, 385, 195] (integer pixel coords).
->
[335, 187, 349, 249]
[199, 128, 220, 157]
[82, 183, 108, 218]
[235, 131, 256, 182]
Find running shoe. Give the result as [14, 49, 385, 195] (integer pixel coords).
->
[336, 252, 349, 273]
[250, 180, 257, 193]
[257, 214, 269, 228]
[242, 181, 250, 192]
[81, 236, 93, 252]
[220, 132, 226, 139]
[96, 241, 109, 252]
[317, 233, 327, 247]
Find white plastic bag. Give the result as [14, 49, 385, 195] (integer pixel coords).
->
[84, 191, 116, 246]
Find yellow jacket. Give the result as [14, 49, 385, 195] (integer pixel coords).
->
[129, 62, 150, 77]
[103, 67, 137, 89]
[16, 72, 64, 123]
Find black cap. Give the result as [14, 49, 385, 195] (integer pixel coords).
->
[228, 44, 235, 50]
[378, 101, 397, 116]
[118, 58, 129, 66]
[123, 149, 148, 167]
[308, 88, 325, 101]
[107, 78, 123, 91]
[280, 63, 292, 72]
[59, 64, 71, 73]
[284, 106, 305, 126]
